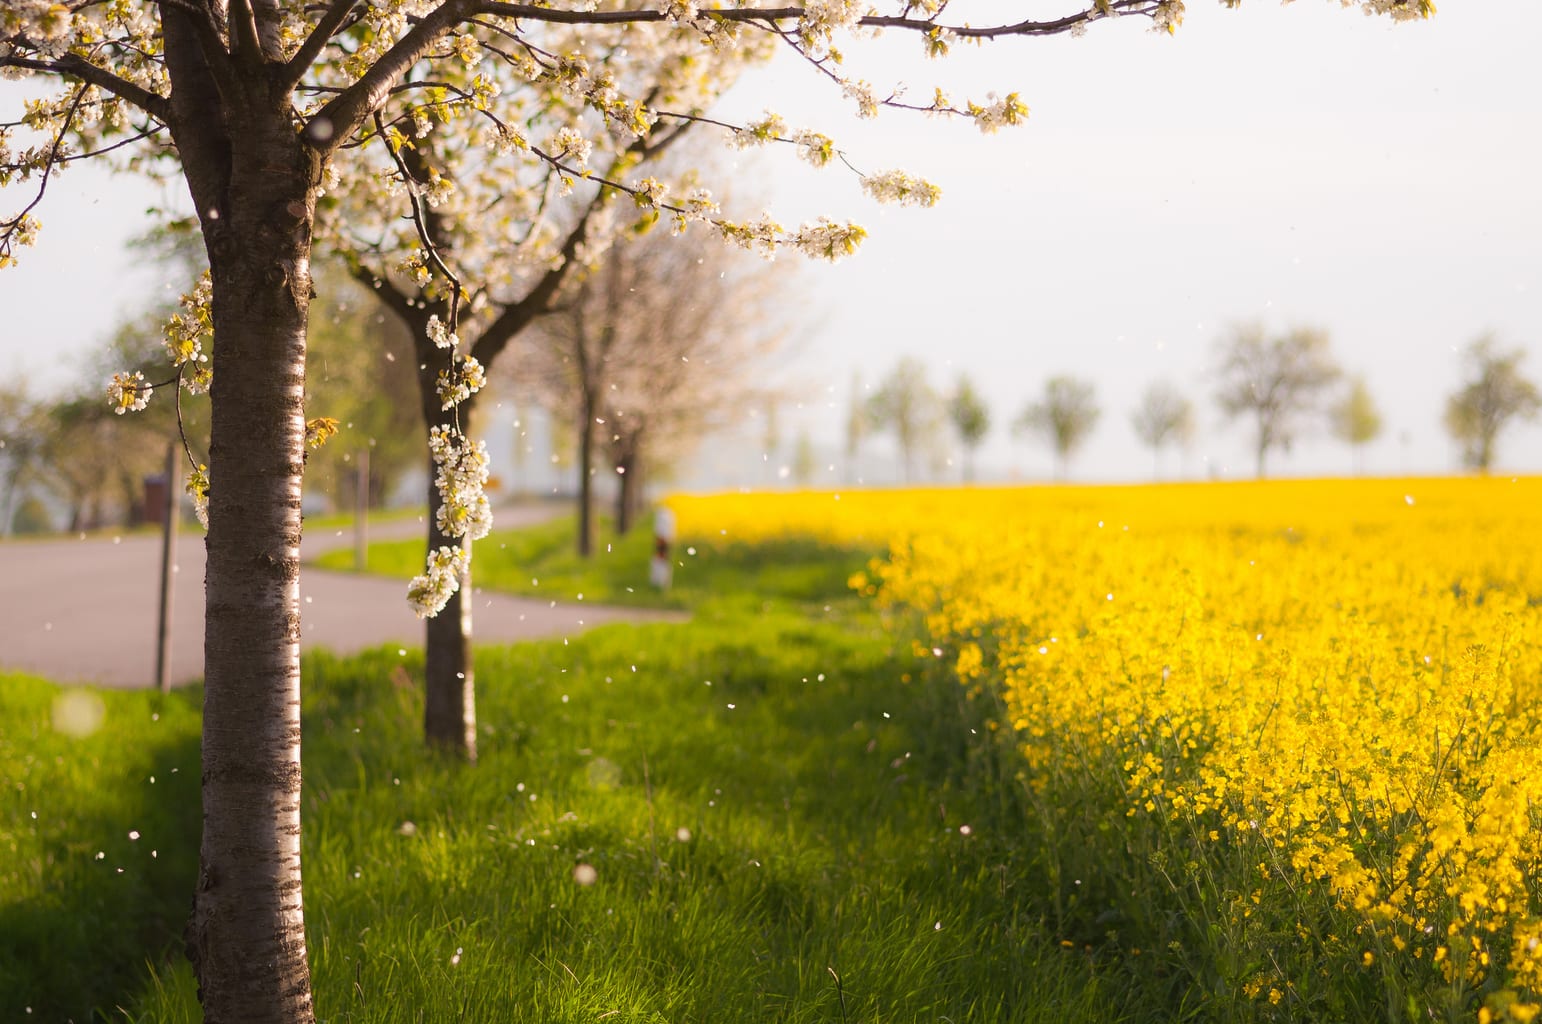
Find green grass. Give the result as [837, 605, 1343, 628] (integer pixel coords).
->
[0, 676, 203, 1021]
[3, 525, 1127, 1023]
[311, 509, 877, 615]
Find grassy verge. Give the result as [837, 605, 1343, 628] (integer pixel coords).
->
[312, 509, 879, 615]
[5, 525, 1124, 1023]
[0, 676, 203, 1021]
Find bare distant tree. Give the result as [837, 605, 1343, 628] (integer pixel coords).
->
[525, 227, 789, 551]
[867, 357, 941, 483]
[792, 429, 819, 488]
[1015, 376, 1100, 480]
[1329, 375, 1383, 476]
[1214, 324, 1340, 478]
[0, 384, 47, 536]
[948, 375, 991, 482]
[844, 371, 868, 483]
[1130, 380, 1195, 479]
[1444, 336, 1540, 473]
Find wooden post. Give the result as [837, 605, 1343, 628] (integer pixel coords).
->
[650, 506, 675, 590]
[354, 447, 369, 572]
[155, 441, 178, 694]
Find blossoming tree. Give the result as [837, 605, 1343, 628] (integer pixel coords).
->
[0, 0, 1431, 1019]
[315, 28, 766, 759]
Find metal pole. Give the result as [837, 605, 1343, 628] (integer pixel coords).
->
[354, 447, 369, 571]
[155, 441, 179, 694]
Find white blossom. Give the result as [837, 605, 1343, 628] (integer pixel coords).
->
[841, 79, 879, 119]
[426, 314, 458, 350]
[787, 218, 867, 262]
[436, 355, 486, 409]
[1150, 0, 1185, 34]
[860, 170, 941, 208]
[407, 545, 470, 618]
[733, 111, 787, 149]
[186, 463, 210, 530]
[106, 371, 150, 414]
[791, 130, 835, 168]
[551, 126, 593, 169]
[968, 93, 1029, 134]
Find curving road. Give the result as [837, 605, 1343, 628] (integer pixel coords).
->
[0, 504, 682, 689]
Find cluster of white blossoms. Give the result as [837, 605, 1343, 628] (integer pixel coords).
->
[792, 130, 836, 168]
[968, 93, 1030, 134]
[787, 218, 868, 262]
[550, 126, 594, 170]
[860, 170, 941, 208]
[732, 111, 789, 150]
[409, 422, 492, 617]
[407, 545, 471, 621]
[841, 79, 880, 120]
[185, 463, 210, 530]
[798, 0, 869, 55]
[107, 370, 150, 414]
[407, 304, 495, 616]
[660, 0, 700, 22]
[1150, 0, 1185, 34]
[425, 313, 459, 350]
[163, 272, 214, 394]
[436, 355, 486, 409]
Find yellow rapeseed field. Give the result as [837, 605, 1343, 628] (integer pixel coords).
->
[669, 478, 1542, 1021]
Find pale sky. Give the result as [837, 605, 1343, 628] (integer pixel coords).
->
[3, 1, 1539, 484]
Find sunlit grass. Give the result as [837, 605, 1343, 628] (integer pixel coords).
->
[0, 675, 202, 1022]
[5, 523, 1118, 1023]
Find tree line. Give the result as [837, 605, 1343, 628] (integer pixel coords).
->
[853, 327, 1540, 482]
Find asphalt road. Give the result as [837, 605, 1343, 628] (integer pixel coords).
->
[0, 504, 682, 689]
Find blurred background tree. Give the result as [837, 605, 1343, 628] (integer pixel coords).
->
[523, 223, 792, 554]
[1214, 324, 1340, 478]
[947, 374, 991, 483]
[1444, 336, 1540, 474]
[1016, 375, 1100, 481]
[1329, 375, 1384, 476]
[867, 357, 941, 484]
[1130, 380, 1195, 480]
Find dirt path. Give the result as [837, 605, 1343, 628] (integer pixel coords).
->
[0, 504, 682, 689]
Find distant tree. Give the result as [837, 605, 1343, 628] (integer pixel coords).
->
[867, 358, 941, 483]
[1444, 337, 1541, 473]
[844, 371, 868, 483]
[1015, 376, 1100, 480]
[948, 375, 991, 482]
[1329, 375, 1384, 476]
[32, 313, 199, 531]
[299, 272, 423, 511]
[1214, 324, 1341, 478]
[792, 429, 818, 488]
[0, 384, 48, 536]
[1130, 380, 1195, 479]
[526, 225, 786, 549]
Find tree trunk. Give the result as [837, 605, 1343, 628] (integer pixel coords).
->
[614, 447, 636, 536]
[184, 109, 320, 1023]
[417, 351, 477, 761]
[577, 386, 596, 558]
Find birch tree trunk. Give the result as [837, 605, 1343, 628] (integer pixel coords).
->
[169, 28, 322, 1017]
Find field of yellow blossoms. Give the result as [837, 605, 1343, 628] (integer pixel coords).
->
[669, 478, 1542, 1022]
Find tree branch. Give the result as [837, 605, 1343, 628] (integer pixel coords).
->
[4, 54, 172, 122]
[279, 0, 358, 95]
[472, 1, 1161, 37]
[470, 190, 606, 369]
[310, 0, 475, 158]
[227, 0, 265, 64]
